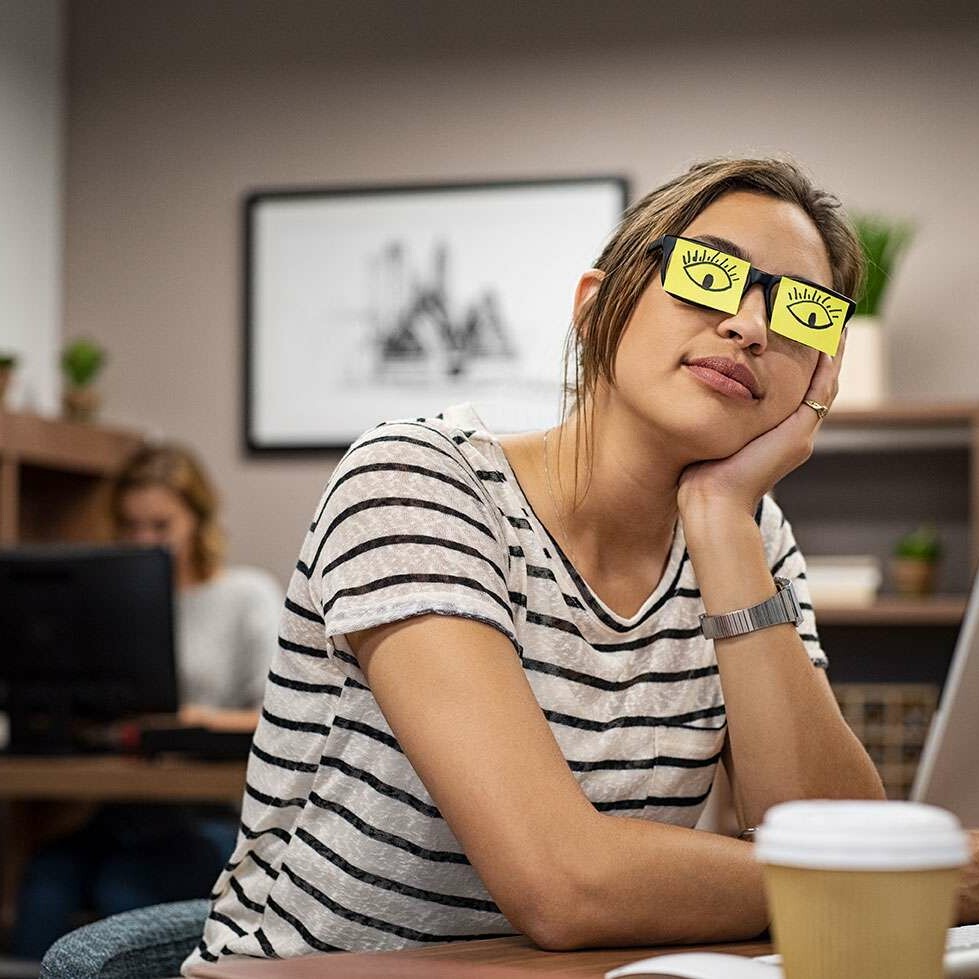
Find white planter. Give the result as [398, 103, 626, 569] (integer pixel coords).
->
[834, 315, 887, 407]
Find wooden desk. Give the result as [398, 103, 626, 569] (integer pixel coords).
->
[187, 935, 771, 978]
[0, 754, 247, 931]
[0, 754, 247, 804]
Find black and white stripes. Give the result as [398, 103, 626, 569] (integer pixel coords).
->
[184, 403, 826, 973]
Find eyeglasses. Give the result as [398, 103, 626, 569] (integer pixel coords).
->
[646, 234, 856, 356]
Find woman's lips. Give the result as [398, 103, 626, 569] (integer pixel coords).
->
[684, 364, 756, 402]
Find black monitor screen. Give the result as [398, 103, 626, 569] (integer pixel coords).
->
[0, 545, 178, 752]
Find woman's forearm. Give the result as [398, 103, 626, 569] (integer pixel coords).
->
[680, 505, 884, 827]
[532, 815, 768, 950]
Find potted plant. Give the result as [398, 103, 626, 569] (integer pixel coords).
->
[891, 524, 943, 597]
[835, 213, 914, 408]
[61, 338, 106, 422]
[0, 352, 17, 408]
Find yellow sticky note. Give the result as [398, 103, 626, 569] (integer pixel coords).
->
[662, 238, 750, 315]
[769, 277, 847, 356]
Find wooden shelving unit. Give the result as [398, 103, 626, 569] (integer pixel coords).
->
[778, 402, 978, 796]
[0, 410, 143, 545]
[816, 401, 979, 571]
[815, 595, 968, 627]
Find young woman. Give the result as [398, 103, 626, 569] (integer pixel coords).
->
[188, 157, 975, 970]
[14, 445, 282, 960]
[111, 444, 283, 728]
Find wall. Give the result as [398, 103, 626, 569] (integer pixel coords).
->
[64, 1, 979, 582]
[0, 0, 63, 414]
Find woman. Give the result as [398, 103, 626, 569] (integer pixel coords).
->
[186, 157, 978, 970]
[111, 444, 282, 727]
[13, 444, 282, 960]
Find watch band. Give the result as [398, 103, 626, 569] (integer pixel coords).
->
[699, 576, 803, 640]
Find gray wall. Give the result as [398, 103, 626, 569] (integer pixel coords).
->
[64, 1, 979, 583]
[0, 0, 63, 414]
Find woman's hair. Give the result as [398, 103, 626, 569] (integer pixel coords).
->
[562, 155, 866, 500]
[111, 442, 225, 580]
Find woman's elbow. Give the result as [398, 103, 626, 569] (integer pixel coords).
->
[497, 864, 603, 951]
[515, 898, 590, 952]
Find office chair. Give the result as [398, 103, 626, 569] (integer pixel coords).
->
[39, 899, 209, 979]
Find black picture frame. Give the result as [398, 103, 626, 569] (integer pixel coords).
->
[243, 175, 629, 454]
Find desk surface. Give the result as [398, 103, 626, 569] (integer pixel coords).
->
[187, 935, 772, 978]
[0, 754, 247, 803]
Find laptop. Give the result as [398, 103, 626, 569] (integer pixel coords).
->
[912, 568, 979, 823]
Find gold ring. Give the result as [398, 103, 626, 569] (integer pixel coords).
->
[803, 399, 829, 420]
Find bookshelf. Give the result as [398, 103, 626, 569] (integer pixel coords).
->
[0, 410, 143, 545]
[776, 401, 978, 797]
[778, 401, 978, 622]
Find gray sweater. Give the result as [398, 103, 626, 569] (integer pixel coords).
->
[176, 566, 283, 708]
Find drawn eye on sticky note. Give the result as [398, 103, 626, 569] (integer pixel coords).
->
[769, 277, 847, 356]
[662, 239, 750, 315]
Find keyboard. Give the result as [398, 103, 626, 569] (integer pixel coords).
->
[606, 924, 979, 978]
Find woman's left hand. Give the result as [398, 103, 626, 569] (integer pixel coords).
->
[677, 332, 846, 520]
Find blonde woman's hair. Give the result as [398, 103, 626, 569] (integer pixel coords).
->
[562, 155, 866, 502]
[111, 443, 225, 581]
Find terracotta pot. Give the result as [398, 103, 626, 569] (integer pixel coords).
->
[890, 557, 939, 597]
[63, 385, 101, 423]
[0, 365, 12, 407]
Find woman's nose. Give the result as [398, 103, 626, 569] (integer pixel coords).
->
[716, 284, 768, 352]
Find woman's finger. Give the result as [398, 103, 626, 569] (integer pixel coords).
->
[804, 329, 849, 414]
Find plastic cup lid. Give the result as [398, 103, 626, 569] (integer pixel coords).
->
[755, 800, 970, 871]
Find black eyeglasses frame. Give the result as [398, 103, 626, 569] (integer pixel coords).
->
[646, 234, 857, 329]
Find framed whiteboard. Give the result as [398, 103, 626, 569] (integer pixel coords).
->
[244, 176, 628, 452]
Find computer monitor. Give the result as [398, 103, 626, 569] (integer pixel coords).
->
[0, 545, 178, 753]
[911, 569, 979, 824]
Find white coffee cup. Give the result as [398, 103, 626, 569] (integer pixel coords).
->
[755, 800, 969, 979]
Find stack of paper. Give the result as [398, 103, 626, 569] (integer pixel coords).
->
[804, 555, 883, 607]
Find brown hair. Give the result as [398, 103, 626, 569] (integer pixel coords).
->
[562, 155, 866, 501]
[111, 443, 225, 581]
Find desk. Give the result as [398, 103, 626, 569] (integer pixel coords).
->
[0, 754, 247, 931]
[0, 755, 247, 804]
[187, 935, 771, 978]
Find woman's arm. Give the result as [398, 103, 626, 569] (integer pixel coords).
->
[178, 704, 259, 731]
[682, 506, 885, 831]
[350, 613, 770, 951]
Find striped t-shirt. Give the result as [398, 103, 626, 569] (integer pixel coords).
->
[185, 403, 826, 971]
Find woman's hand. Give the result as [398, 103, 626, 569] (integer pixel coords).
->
[178, 703, 260, 732]
[677, 332, 847, 521]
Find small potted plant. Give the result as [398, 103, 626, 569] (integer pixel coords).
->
[0, 352, 17, 408]
[835, 213, 914, 408]
[61, 338, 106, 422]
[891, 524, 943, 597]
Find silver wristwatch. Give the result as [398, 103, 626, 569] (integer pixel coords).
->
[699, 576, 803, 640]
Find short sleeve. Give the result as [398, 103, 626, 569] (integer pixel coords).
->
[759, 494, 828, 670]
[303, 421, 518, 651]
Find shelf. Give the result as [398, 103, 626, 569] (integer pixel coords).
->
[0, 411, 144, 545]
[0, 410, 142, 475]
[815, 401, 979, 453]
[814, 595, 968, 626]
[824, 402, 979, 426]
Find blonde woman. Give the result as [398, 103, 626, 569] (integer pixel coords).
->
[111, 444, 281, 728]
[14, 445, 281, 960]
[188, 157, 979, 970]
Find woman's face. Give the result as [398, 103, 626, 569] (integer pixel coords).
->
[608, 190, 831, 460]
[116, 485, 198, 564]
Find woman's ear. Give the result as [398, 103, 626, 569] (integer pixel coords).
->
[573, 268, 605, 321]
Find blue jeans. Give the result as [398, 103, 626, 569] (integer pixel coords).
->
[11, 805, 238, 960]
